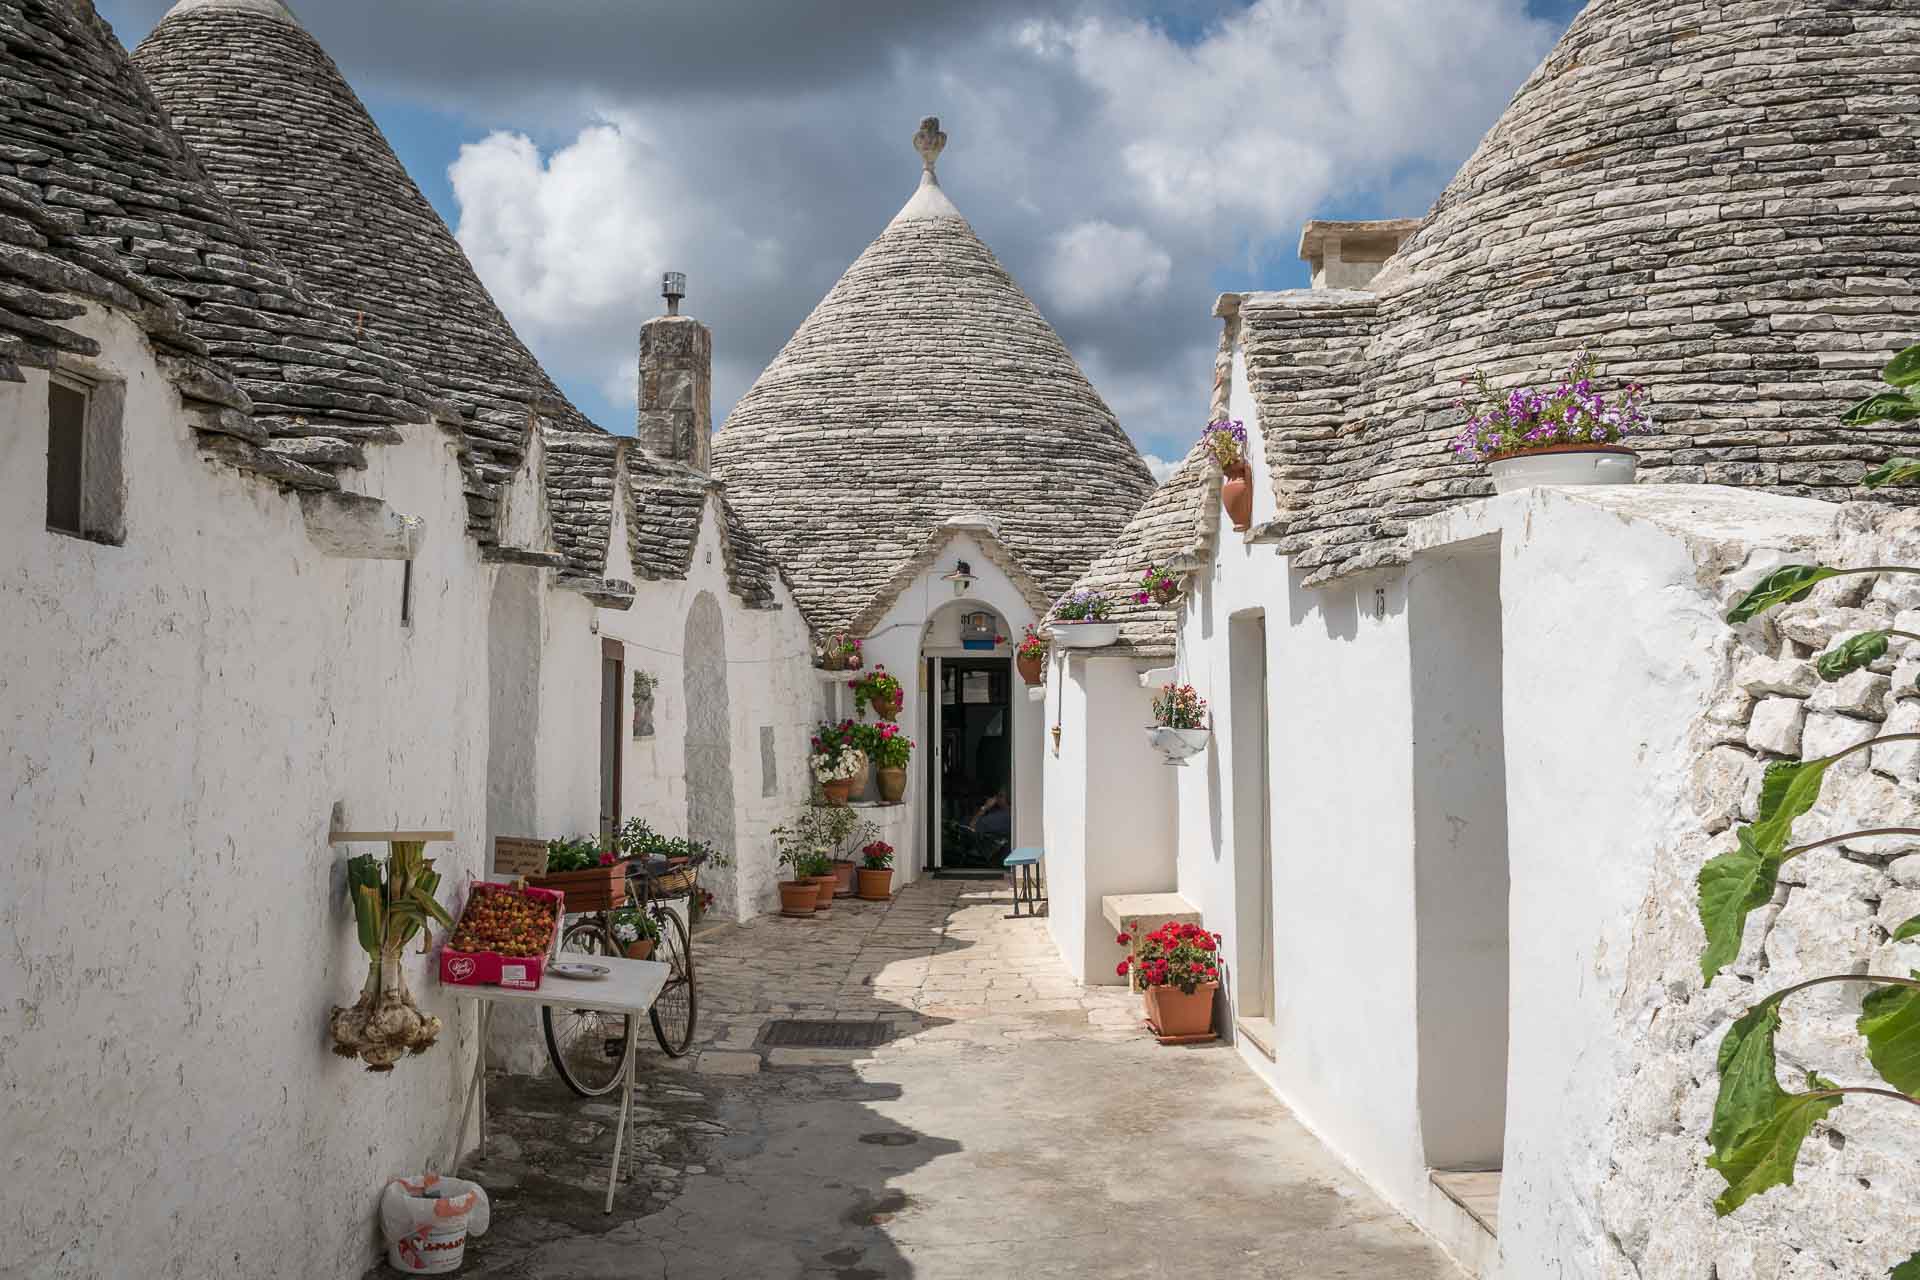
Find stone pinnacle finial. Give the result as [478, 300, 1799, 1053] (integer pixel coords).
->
[914, 117, 947, 178]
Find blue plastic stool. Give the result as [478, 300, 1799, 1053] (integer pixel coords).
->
[1004, 847, 1046, 918]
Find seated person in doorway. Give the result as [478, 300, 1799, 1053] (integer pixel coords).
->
[970, 790, 1012, 853]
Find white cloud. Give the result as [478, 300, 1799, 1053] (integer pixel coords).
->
[1043, 221, 1171, 314]
[1140, 453, 1180, 485]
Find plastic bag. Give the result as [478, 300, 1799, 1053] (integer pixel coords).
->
[380, 1172, 490, 1274]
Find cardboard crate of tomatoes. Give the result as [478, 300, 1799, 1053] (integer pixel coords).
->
[439, 882, 563, 991]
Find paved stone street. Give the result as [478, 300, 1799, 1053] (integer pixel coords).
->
[424, 879, 1460, 1279]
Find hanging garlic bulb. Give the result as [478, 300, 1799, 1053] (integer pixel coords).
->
[329, 841, 451, 1072]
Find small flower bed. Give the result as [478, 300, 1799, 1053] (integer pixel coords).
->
[852, 665, 903, 717]
[1053, 589, 1112, 622]
[862, 840, 895, 870]
[1150, 683, 1206, 729]
[1016, 625, 1048, 662]
[1200, 418, 1247, 471]
[1118, 920, 1222, 994]
[1136, 565, 1179, 607]
[1449, 348, 1653, 462]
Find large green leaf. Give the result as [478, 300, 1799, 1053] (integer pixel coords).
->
[1708, 1075, 1843, 1216]
[350, 883, 383, 957]
[1858, 973, 1920, 1095]
[1709, 998, 1789, 1158]
[1864, 458, 1920, 490]
[1699, 828, 1784, 983]
[1726, 566, 1842, 623]
[407, 884, 454, 930]
[1754, 756, 1835, 852]
[1894, 915, 1920, 943]
[1816, 631, 1891, 682]
[1843, 391, 1920, 426]
[1890, 1249, 1920, 1280]
[1882, 343, 1920, 389]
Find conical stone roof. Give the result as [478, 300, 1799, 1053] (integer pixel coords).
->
[133, 0, 601, 541]
[711, 118, 1155, 635]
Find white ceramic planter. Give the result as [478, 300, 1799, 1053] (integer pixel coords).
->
[1488, 446, 1638, 494]
[1146, 725, 1211, 766]
[1051, 621, 1120, 649]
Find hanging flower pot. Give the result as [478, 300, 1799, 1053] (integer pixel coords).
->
[1017, 652, 1043, 683]
[1147, 725, 1211, 765]
[1487, 444, 1639, 493]
[853, 667, 904, 722]
[1147, 684, 1210, 766]
[1220, 463, 1253, 531]
[877, 766, 907, 803]
[1200, 418, 1253, 533]
[1016, 625, 1048, 682]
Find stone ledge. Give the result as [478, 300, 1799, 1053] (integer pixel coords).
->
[1100, 892, 1199, 935]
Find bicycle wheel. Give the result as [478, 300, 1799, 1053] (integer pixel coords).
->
[648, 906, 697, 1057]
[541, 921, 632, 1097]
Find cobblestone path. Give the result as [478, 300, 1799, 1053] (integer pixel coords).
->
[424, 878, 1461, 1279]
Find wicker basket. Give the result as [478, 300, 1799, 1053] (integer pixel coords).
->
[649, 863, 698, 897]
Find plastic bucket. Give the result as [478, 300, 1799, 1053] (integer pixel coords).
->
[381, 1173, 489, 1274]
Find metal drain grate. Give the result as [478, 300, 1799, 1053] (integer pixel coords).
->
[760, 1019, 894, 1049]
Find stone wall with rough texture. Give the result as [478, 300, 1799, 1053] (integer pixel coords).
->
[1599, 503, 1920, 1279]
[1261, 0, 1920, 589]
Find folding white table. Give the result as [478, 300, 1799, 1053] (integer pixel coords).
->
[443, 956, 669, 1212]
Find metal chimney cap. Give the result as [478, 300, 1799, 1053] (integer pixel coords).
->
[662, 271, 687, 315]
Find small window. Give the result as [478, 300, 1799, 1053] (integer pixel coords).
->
[46, 379, 86, 536]
[44, 372, 125, 545]
[400, 559, 414, 629]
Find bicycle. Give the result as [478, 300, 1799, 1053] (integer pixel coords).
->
[541, 851, 703, 1097]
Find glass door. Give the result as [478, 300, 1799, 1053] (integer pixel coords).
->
[928, 656, 1013, 871]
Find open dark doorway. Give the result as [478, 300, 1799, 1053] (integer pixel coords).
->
[927, 656, 1013, 873]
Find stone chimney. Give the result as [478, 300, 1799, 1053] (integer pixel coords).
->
[637, 271, 711, 470]
[1297, 219, 1420, 290]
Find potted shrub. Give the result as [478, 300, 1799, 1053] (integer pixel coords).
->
[1146, 683, 1210, 766]
[772, 826, 818, 917]
[1202, 418, 1252, 531]
[608, 903, 660, 960]
[1136, 565, 1179, 608]
[1450, 348, 1653, 491]
[799, 849, 838, 911]
[1119, 919, 1223, 1041]
[870, 722, 914, 803]
[853, 665, 904, 721]
[816, 631, 863, 672]
[858, 841, 895, 900]
[810, 720, 863, 806]
[1015, 625, 1048, 684]
[1050, 590, 1119, 649]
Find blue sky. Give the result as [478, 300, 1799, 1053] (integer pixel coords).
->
[104, 0, 1589, 471]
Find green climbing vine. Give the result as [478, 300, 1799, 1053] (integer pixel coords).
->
[1702, 344, 1920, 1276]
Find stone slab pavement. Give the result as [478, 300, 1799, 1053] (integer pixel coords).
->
[387, 878, 1463, 1279]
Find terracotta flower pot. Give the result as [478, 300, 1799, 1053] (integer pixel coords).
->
[873, 693, 902, 722]
[876, 766, 907, 803]
[808, 874, 839, 910]
[857, 867, 894, 901]
[830, 859, 857, 897]
[1017, 652, 1044, 684]
[623, 939, 656, 961]
[1147, 981, 1219, 1039]
[848, 753, 870, 798]
[821, 777, 852, 807]
[1221, 462, 1253, 532]
[778, 880, 818, 917]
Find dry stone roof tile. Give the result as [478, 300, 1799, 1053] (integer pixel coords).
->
[1261, 0, 1920, 587]
[0, 0, 440, 489]
[1055, 440, 1217, 659]
[134, 0, 602, 538]
[711, 143, 1155, 636]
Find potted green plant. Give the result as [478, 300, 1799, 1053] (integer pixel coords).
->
[1450, 348, 1653, 491]
[1201, 418, 1252, 531]
[1050, 590, 1118, 649]
[526, 834, 627, 912]
[1146, 683, 1209, 766]
[1015, 625, 1048, 684]
[1118, 919, 1222, 1042]
[608, 903, 660, 960]
[870, 722, 914, 803]
[799, 849, 838, 911]
[771, 825, 818, 918]
[810, 719, 863, 805]
[858, 841, 896, 900]
[853, 665, 904, 721]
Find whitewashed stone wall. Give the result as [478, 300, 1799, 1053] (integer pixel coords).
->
[1599, 503, 1920, 1280]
